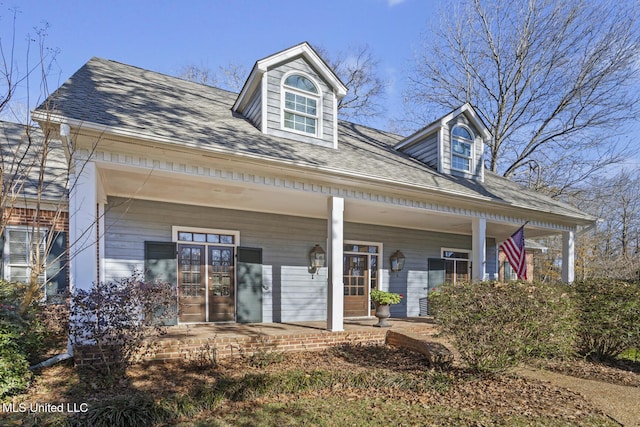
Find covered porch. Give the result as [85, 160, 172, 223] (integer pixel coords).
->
[68, 144, 580, 333]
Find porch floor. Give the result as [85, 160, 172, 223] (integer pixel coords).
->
[163, 316, 435, 339]
[151, 317, 439, 362]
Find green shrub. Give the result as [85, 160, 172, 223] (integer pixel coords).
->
[429, 281, 577, 373]
[573, 279, 640, 361]
[0, 318, 32, 398]
[0, 280, 50, 398]
[0, 280, 50, 361]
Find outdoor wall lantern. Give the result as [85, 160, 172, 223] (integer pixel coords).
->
[309, 244, 326, 277]
[390, 250, 406, 273]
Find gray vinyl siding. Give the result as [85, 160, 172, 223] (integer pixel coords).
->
[264, 57, 335, 148]
[244, 89, 262, 130]
[345, 222, 473, 318]
[104, 197, 499, 322]
[401, 133, 439, 169]
[104, 197, 328, 323]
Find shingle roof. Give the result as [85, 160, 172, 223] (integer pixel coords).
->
[0, 120, 68, 202]
[37, 57, 594, 224]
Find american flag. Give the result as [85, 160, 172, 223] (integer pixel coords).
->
[500, 225, 527, 280]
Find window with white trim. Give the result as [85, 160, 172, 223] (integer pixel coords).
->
[442, 249, 470, 284]
[2, 227, 46, 285]
[282, 74, 319, 135]
[451, 125, 473, 172]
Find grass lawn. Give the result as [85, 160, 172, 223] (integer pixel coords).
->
[2, 343, 621, 427]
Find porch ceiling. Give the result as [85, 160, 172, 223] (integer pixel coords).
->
[99, 166, 558, 240]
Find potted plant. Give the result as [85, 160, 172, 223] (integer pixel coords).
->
[370, 289, 403, 327]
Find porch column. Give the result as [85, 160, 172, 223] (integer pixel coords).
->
[472, 217, 487, 281]
[562, 230, 575, 283]
[96, 169, 107, 284]
[69, 160, 98, 292]
[327, 196, 344, 332]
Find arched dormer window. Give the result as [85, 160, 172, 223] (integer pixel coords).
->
[451, 125, 474, 172]
[282, 73, 320, 136]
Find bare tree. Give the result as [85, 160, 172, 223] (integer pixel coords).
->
[406, 0, 640, 195]
[176, 63, 247, 92]
[315, 44, 388, 122]
[571, 170, 640, 279]
[1, 10, 83, 314]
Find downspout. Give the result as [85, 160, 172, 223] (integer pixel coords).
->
[59, 123, 72, 161]
[29, 353, 73, 370]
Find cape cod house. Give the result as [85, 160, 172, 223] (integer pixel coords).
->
[19, 42, 594, 331]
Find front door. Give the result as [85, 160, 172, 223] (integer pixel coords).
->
[208, 246, 235, 322]
[343, 254, 369, 317]
[178, 244, 206, 323]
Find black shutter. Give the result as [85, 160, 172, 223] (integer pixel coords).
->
[236, 247, 263, 323]
[144, 241, 177, 284]
[423, 258, 446, 316]
[428, 258, 446, 290]
[46, 232, 67, 302]
[144, 241, 178, 325]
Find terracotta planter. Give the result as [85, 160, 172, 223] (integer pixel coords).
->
[373, 302, 391, 327]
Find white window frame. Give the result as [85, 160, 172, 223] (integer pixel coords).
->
[2, 226, 48, 285]
[281, 71, 322, 138]
[172, 226, 240, 247]
[343, 240, 383, 315]
[450, 125, 474, 173]
[441, 248, 471, 284]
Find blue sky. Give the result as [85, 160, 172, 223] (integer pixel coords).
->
[3, 0, 639, 170]
[2, 0, 441, 130]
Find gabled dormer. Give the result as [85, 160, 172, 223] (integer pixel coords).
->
[232, 42, 347, 149]
[395, 103, 491, 182]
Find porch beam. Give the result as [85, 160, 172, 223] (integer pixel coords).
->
[327, 196, 344, 331]
[562, 230, 575, 283]
[472, 217, 487, 281]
